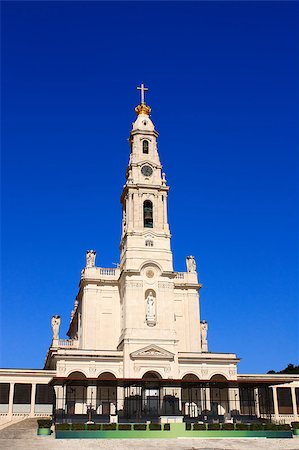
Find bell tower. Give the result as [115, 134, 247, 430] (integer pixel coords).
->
[120, 84, 173, 272]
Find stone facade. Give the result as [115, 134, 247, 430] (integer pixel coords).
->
[1, 87, 298, 426]
[44, 91, 239, 382]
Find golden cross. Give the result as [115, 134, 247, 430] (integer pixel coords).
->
[137, 83, 148, 104]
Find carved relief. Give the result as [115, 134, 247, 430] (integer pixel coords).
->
[201, 368, 208, 378]
[131, 345, 174, 360]
[58, 363, 66, 374]
[146, 269, 155, 278]
[158, 281, 173, 290]
[89, 365, 96, 376]
[125, 281, 143, 288]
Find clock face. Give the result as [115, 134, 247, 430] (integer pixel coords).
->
[141, 165, 153, 177]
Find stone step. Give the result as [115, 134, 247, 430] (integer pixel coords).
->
[0, 418, 48, 439]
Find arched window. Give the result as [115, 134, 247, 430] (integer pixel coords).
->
[143, 200, 153, 228]
[142, 140, 149, 154]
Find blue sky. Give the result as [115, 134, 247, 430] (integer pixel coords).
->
[1, 1, 298, 373]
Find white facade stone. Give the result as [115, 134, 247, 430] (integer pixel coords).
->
[1, 90, 298, 424]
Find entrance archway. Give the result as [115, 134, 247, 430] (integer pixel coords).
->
[210, 374, 229, 416]
[142, 371, 161, 418]
[96, 372, 117, 417]
[65, 371, 87, 415]
[182, 374, 201, 418]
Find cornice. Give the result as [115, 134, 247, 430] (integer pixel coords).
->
[130, 129, 159, 138]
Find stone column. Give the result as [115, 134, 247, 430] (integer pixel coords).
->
[139, 193, 143, 228]
[30, 383, 36, 417]
[291, 387, 298, 419]
[8, 382, 15, 419]
[86, 385, 97, 410]
[254, 388, 260, 418]
[203, 387, 211, 412]
[272, 387, 279, 420]
[228, 387, 240, 414]
[54, 386, 65, 412]
[128, 193, 133, 227]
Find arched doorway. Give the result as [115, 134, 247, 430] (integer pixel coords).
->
[182, 374, 201, 418]
[210, 374, 229, 416]
[96, 372, 117, 418]
[65, 371, 87, 416]
[142, 371, 161, 418]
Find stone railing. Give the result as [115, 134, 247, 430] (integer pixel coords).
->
[58, 339, 79, 348]
[174, 271, 200, 285]
[81, 267, 120, 281]
[99, 268, 116, 276]
[274, 414, 298, 424]
[175, 272, 185, 279]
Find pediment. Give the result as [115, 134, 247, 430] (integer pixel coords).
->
[130, 344, 174, 360]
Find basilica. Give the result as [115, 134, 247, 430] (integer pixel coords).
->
[0, 85, 298, 426]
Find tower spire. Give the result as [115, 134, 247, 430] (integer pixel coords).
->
[135, 83, 151, 116]
[137, 83, 148, 105]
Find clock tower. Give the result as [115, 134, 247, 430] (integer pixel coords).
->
[120, 84, 172, 273]
[117, 85, 202, 378]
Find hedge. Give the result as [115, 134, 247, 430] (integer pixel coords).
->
[55, 421, 292, 433]
[102, 423, 117, 430]
[149, 423, 161, 431]
[86, 423, 101, 430]
[222, 423, 234, 430]
[118, 424, 132, 431]
[133, 424, 147, 430]
[72, 423, 85, 430]
[235, 423, 249, 430]
[250, 423, 264, 431]
[55, 423, 71, 431]
[193, 423, 206, 431]
[37, 419, 52, 429]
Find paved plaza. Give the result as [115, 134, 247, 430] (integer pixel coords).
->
[1, 436, 299, 450]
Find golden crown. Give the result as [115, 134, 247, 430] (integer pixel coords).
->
[135, 103, 151, 116]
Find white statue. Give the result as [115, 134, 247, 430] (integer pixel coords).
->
[122, 210, 127, 229]
[86, 250, 96, 268]
[186, 255, 196, 273]
[146, 291, 156, 324]
[201, 320, 208, 352]
[162, 172, 167, 186]
[51, 315, 61, 340]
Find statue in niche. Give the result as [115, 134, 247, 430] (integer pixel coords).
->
[146, 291, 156, 325]
[186, 255, 196, 273]
[86, 250, 96, 268]
[51, 315, 61, 340]
[200, 320, 208, 352]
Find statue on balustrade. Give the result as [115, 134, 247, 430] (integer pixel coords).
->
[200, 320, 208, 352]
[186, 255, 196, 273]
[86, 250, 96, 268]
[51, 315, 61, 340]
